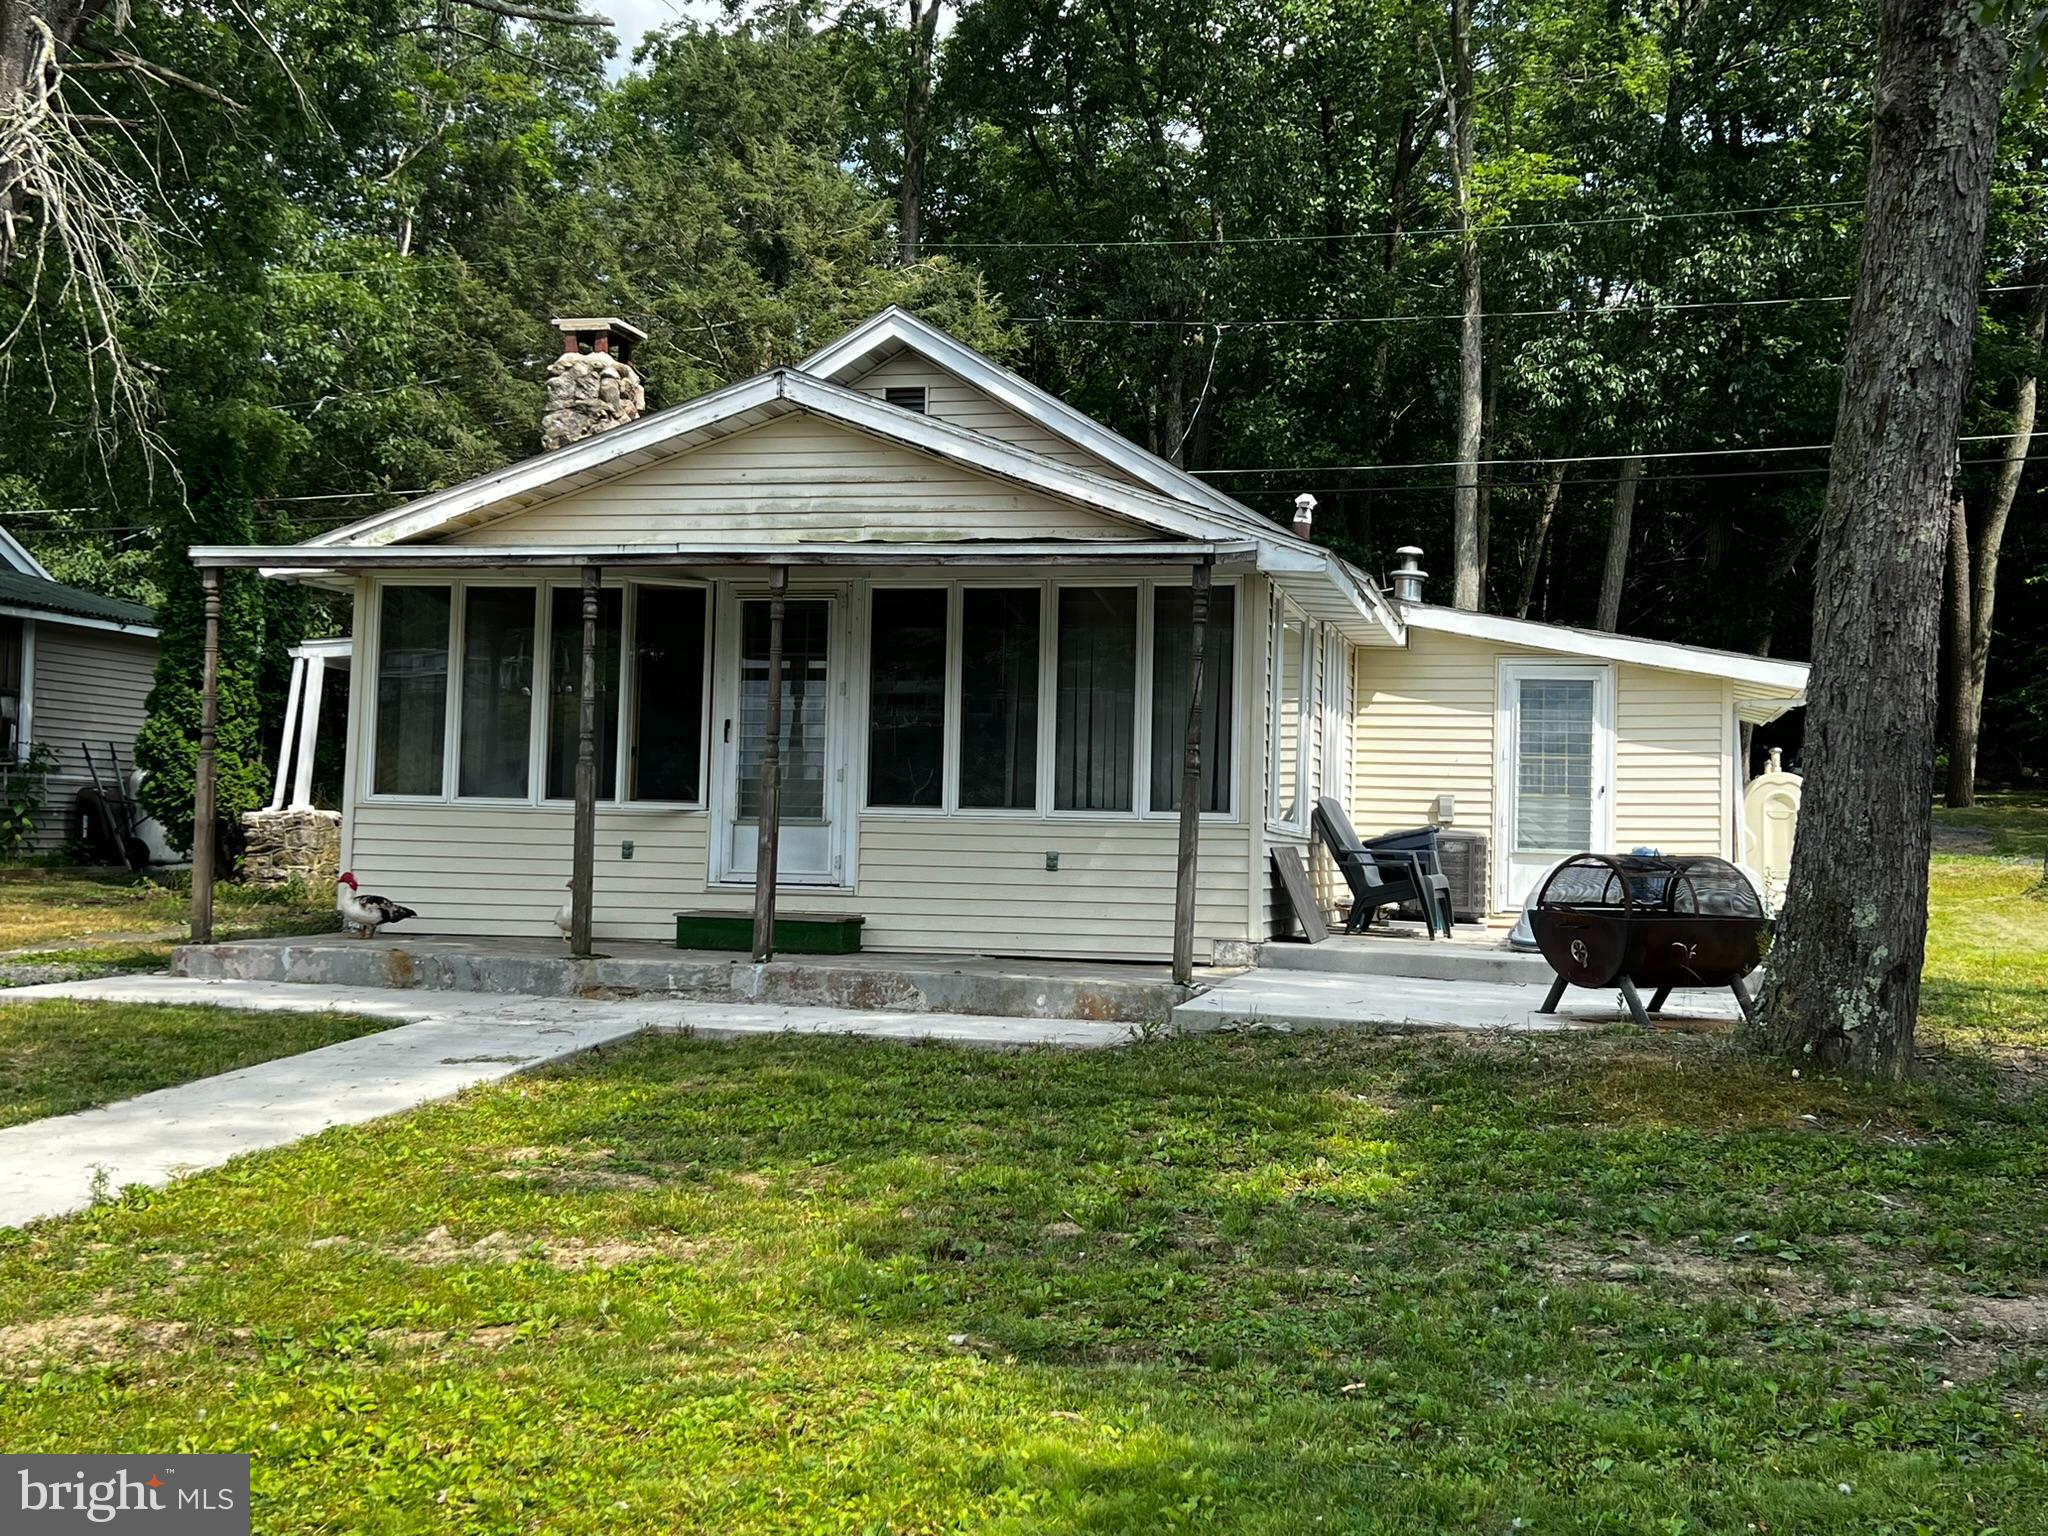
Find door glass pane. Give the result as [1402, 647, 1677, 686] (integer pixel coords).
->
[739, 599, 829, 823]
[1516, 678, 1595, 850]
[1150, 585, 1235, 813]
[630, 585, 707, 802]
[867, 588, 947, 808]
[1054, 587, 1136, 812]
[545, 586, 623, 801]
[458, 587, 536, 798]
[959, 588, 1040, 810]
[375, 585, 450, 796]
[1271, 618, 1306, 824]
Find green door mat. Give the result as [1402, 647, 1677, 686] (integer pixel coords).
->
[673, 911, 865, 954]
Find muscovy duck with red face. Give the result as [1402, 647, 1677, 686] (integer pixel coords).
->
[336, 871, 417, 938]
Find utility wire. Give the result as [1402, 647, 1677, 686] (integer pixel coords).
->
[1019, 283, 2045, 331]
[1196, 431, 2037, 476]
[935, 199, 1866, 251]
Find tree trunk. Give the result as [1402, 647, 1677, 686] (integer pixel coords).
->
[1596, 455, 1642, 631]
[1943, 493, 1974, 806]
[1946, 272, 2045, 806]
[1517, 460, 1567, 620]
[898, 0, 941, 265]
[1447, 0, 1483, 611]
[1754, 0, 2007, 1079]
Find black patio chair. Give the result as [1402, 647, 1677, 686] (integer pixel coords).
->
[1312, 797, 1455, 939]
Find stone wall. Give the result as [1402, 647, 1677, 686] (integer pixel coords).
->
[542, 350, 645, 451]
[241, 808, 341, 888]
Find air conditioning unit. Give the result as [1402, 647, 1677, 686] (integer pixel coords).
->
[1396, 830, 1488, 925]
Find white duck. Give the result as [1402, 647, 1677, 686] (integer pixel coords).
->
[336, 871, 417, 939]
[554, 878, 574, 944]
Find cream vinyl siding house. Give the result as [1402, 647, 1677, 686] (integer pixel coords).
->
[1351, 610, 1803, 918]
[217, 307, 1804, 961]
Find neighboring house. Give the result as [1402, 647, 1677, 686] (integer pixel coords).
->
[0, 530, 161, 853]
[212, 309, 1806, 962]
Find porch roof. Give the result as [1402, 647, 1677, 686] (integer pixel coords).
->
[189, 538, 1261, 571]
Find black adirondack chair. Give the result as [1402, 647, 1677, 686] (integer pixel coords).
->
[1312, 797, 1456, 939]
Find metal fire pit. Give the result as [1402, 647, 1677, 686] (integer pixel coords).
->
[1529, 853, 1770, 1029]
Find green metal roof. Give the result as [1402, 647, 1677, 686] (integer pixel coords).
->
[0, 569, 155, 628]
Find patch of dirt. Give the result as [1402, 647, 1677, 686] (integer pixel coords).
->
[488, 1144, 664, 1192]
[1542, 1237, 2048, 1379]
[0, 1313, 188, 1371]
[370, 1323, 521, 1352]
[1932, 822, 2000, 855]
[382, 1225, 702, 1270]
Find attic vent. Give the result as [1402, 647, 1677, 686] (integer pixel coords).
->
[884, 386, 928, 414]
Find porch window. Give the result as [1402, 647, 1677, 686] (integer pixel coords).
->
[545, 586, 623, 801]
[866, 587, 947, 808]
[629, 585, 708, 802]
[958, 587, 1039, 810]
[1053, 586, 1137, 812]
[0, 617, 22, 762]
[374, 585, 451, 796]
[458, 587, 536, 799]
[1150, 585, 1235, 814]
[1269, 614, 1308, 827]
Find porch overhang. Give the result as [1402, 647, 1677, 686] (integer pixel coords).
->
[1258, 544, 1406, 647]
[189, 539, 1263, 575]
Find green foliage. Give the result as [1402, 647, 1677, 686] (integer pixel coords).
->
[0, 744, 58, 860]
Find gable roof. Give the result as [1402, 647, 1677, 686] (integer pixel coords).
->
[801, 307, 1290, 542]
[315, 369, 1243, 552]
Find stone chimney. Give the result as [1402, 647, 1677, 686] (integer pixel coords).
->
[543, 317, 648, 451]
[1292, 492, 1317, 540]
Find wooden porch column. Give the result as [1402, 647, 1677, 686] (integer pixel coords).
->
[751, 564, 789, 963]
[570, 564, 601, 957]
[1171, 557, 1214, 985]
[190, 566, 222, 944]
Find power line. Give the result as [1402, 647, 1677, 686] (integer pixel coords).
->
[1019, 282, 2045, 332]
[936, 199, 1866, 251]
[1196, 431, 2037, 477]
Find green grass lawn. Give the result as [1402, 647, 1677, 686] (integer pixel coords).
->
[0, 848, 2041, 1532]
[0, 1001, 398, 1127]
[0, 867, 338, 974]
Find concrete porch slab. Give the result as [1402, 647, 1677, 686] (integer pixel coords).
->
[1259, 932, 1552, 986]
[174, 934, 1220, 1025]
[1174, 968, 1745, 1035]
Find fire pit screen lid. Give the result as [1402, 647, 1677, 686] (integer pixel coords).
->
[1534, 853, 1763, 918]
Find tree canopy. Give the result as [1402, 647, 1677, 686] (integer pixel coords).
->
[2, 0, 2044, 784]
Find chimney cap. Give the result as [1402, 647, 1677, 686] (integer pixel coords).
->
[552, 316, 649, 342]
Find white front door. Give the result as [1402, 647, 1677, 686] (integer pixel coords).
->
[1496, 662, 1614, 910]
[714, 589, 848, 887]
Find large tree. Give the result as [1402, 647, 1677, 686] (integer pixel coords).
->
[1752, 0, 2010, 1077]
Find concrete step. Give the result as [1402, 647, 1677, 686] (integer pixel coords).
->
[1257, 936, 1553, 986]
[172, 937, 1190, 1025]
[1175, 970, 1572, 1035]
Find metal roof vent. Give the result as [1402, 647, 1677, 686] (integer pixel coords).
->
[1292, 492, 1316, 539]
[1391, 546, 1427, 603]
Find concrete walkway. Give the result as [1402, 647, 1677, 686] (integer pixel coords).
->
[0, 974, 1135, 1228]
[1173, 968, 1745, 1034]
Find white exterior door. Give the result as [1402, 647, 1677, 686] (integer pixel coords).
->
[714, 589, 849, 887]
[1496, 661, 1614, 910]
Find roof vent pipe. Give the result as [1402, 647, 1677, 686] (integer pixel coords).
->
[1391, 546, 1427, 603]
[1292, 492, 1317, 540]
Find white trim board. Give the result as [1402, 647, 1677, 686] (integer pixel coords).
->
[1401, 602, 1806, 701]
